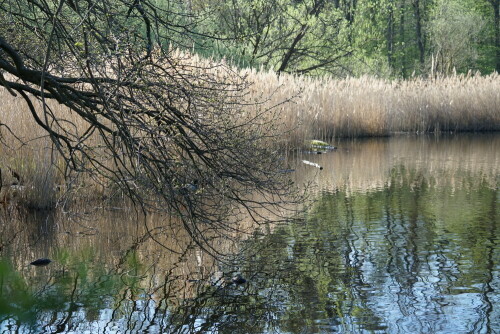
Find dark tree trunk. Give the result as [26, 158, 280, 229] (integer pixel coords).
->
[413, 0, 425, 65]
[387, 1, 395, 68]
[490, 0, 500, 72]
[276, 0, 325, 73]
[346, 0, 357, 24]
[276, 24, 308, 74]
[399, 0, 408, 77]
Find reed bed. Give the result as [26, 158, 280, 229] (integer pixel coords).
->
[0, 50, 270, 210]
[0, 91, 107, 210]
[242, 69, 500, 147]
[0, 95, 52, 208]
[1, 53, 499, 208]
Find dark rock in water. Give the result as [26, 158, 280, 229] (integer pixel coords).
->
[232, 274, 246, 285]
[30, 258, 52, 266]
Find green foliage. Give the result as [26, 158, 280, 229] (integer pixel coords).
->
[3, 0, 497, 77]
[200, 0, 499, 77]
[202, 0, 352, 74]
[427, 0, 486, 75]
[0, 259, 37, 323]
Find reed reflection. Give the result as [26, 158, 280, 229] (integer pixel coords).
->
[294, 133, 500, 194]
[0, 133, 499, 333]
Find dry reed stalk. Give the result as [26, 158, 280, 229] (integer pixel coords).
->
[0, 90, 106, 209]
[242, 70, 500, 144]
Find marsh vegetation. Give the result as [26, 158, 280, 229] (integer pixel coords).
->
[2, 68, 499, 210]
[1, 0, 500, 332]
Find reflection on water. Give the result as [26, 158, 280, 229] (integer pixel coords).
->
[254, 173, 498, 333]
[1, 133, 499, 333]
[294, 133, 499, 194]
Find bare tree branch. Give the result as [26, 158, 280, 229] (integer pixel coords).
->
[0, 0, 296, 254]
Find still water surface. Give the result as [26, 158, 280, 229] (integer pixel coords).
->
[1, 134, 499, 333]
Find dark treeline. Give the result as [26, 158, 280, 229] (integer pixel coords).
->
[188, 0, 500, 77]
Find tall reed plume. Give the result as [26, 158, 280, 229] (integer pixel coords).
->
[242, 70, 500, 147]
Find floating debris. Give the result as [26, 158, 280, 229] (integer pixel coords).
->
[307, 140, 337, 151]
[30, 258, 52, 266]
[302, 160, 323, 170]
[209, 273, 247, 288]
[309, 139, 329, 148]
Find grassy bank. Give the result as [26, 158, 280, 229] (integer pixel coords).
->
[243, 70, 500, 147]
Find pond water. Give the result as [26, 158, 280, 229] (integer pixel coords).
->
[1, 134, 499, 333]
